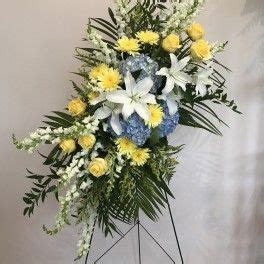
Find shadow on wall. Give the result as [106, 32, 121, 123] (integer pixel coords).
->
[241, 0, 264, 74]
[233, 1, 264, 264]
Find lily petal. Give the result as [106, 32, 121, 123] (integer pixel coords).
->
[124, 71, 136, 96]
[122, 102, 135, 120]
[174, 72, 192, 91]
[170, 53, 180, 70]
[134, 77, 153, 96]
[94, 106, 112, 120]
[166, 97, 178, 115]
[110, 113, 123, 135]
[107, 90, 129, 104]
[195, 81, 207, 97]
[156, 67, 169, 76]
[140, 94, 156, 104]
[134, 102, 150, 121]
[162, 76, 175, 94]
[178, 56, 191, 70]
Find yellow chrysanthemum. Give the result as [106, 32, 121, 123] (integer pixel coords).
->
[89, 64, 109, 80]
[116, 37, 140, 55]
[98, 68, 121, 91]
[136, 30, 159, 45]
[131, 148, 150, 166]
[146, 104, 164, 128]
[116, 138, 137, 156]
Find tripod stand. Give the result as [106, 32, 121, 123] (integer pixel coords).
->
[85, 194, 184, 264]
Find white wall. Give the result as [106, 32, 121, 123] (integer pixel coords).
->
[0, 0, 263, 263]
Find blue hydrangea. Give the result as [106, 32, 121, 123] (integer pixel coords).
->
[120, 54, 161, 93]
[109, 113, 151, 146]
[158, 101, 180, 138]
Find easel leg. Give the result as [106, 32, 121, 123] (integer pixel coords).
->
[137, 220, 142, 264]
[166, 193, 184, 264]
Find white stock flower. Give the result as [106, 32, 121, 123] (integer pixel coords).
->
[106, 71, 156, 121]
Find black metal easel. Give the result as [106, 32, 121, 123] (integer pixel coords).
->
[85, 196, 184, 264]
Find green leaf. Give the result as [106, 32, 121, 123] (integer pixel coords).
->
[108, 8, 117, 25]
[23, 207, 29, 216]
[90, 24, 117, 41]
[47, 185, 56, 193]
[23, 197, 32, 205]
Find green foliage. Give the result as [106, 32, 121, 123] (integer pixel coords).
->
[43, 111, 74, 128]
[23, 169, 59, 217]
[93, 144, 182, 236]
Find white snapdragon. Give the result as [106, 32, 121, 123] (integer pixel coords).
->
[115, 0, 131, 36]
[44, 184, 80, 235]
[210, 41, 227, 55]
[162, 0, 206, 36]
[115, 153, 125, 174]
[90, 142, 104, 159]
[77, 208, 97, 258]
[58, 150, 90, 186]
[13, 117, 99, 153]
[86, 24, 118, 65]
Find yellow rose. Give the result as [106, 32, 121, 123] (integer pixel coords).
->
[190, 39, 212, 61]
[162, 34, 181, 53]
[88, 158, 108, 177]
[59, 139, 76, 154]
[187, 23, 205, 41]
[68, 98, 86, 116]
[78, 135, 96, 150]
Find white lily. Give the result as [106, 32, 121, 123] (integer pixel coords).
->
[193, 65, 214, 97]
[156, 53, 191, 94]
[106, 71, 156, 121]
[94, 102, 123, 135]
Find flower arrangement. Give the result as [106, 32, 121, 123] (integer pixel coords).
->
[13, 0, 240, 260]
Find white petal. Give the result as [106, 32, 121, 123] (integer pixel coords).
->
[134, 77, 153, 96]
[122, 103, 135, 120]
[94, 107, 111, 120]
[170, 53, 179, 70]
[140, 94, 156, 104]
[178, 56, 190, 70]
[174, 72, 191, 91]
[124, 71, 136, 96]
[110, 113, 123, 135]
[162, 76, 175, 94]
[106, 90, 129, 104]
[157, 94, 166, 100]
[196, 81, 207, 97]
[156, 67, 169, 76]
[134, 102, 150, 121]
[90, 93, 106, 105]
[166, 98, 178, 115]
